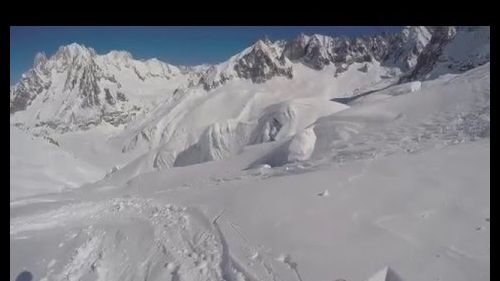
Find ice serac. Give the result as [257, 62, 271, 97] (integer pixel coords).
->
[169, 98, 347, 169]
[287, 127, 317, 162]
[174, 120, 254, 167]
[250, 99, 348, 144]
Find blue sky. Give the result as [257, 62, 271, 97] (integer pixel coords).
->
[10, 26, 402, 85]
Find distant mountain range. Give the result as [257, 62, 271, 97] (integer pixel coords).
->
[10, 26, 490, 175]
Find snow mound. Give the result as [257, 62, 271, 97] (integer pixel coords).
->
[367, 267, 403, 281]
[318, 189, 330, 197]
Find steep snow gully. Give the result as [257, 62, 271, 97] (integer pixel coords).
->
[11, 26, 489, 281]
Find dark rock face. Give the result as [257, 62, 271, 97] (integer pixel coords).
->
[282, 27, 434, 72]
[282, 34, 388, 70]
[10, 69, 51, 113]
[234, 45, 293, 83]
[78, 60, 102, 108]
[400, 26, 457, 82]
[358, 64, 369, 73]
[302, 36, 333, 69]
[10, 43, 138, 133]
[104, 88, 116, 105]
[282, 33, 309, 61]
[199, 40, 293, 90]
[116, 91, 128, 102]
[199, 66, 233, 91]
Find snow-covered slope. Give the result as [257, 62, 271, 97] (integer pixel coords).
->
[10, 125, 104, 200]
[107, 63, 377, 177]
[10, 26, 490, 281]
[11, 63, 490, 280]
[304, 63, 490, 164]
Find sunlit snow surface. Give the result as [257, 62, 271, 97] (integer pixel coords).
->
[11, 62, 489, 281]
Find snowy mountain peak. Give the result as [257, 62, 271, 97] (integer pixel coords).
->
[33, 52, 47, 68]
[197, 37, 293, 90]
[401, 26, 433, 51]
[10, 41, 196, 130]
[104, 50, 133, 61]
[253, 39, 271, 51]
[249, 38, 283, 57]
[54, 42, 96, 60]
[234, 38, 293, 83]
[310, 33, 330, 43]
[297, 32, 310, 41]
[402, 26, 431, 38]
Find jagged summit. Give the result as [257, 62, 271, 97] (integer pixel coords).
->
[10, 41, 193, 129]
[33, 52, 47, 67]
[53, 42, 96, 61]
[104, 50, 134, 61]
[196, 37, 292, 90]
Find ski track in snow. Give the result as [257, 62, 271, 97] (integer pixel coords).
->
[11, 197, 298, 281]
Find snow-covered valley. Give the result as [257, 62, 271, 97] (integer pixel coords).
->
[10, 26, 489, 281]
